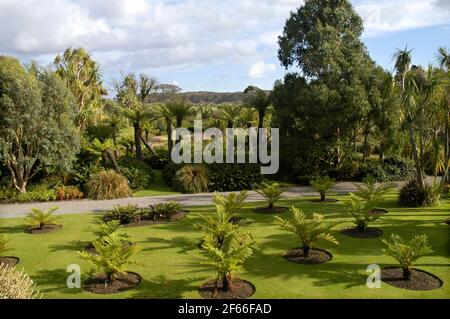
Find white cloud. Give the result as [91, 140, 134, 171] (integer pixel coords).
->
[248, 61, 276, 79]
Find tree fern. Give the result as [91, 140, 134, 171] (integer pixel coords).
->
[254, 183, 284, 209]
[24, 207, 61, 230]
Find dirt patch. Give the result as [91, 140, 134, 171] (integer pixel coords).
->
[229, 216, 254, 226]
[83, 272, 141, 294]
[282, 248, 333, 265]
[444, 219, 450, 225]
[370, 208, 389, 216]
[381, 268, 443, 291]
[198, 279, 255, 299]
[308, 198, 339, 203]
[253, 207, 288, 214]
[340, 227, 383, 239]
[25, 224, 62, 234]
[0, 256, 20, 267]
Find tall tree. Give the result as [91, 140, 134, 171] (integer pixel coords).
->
[54, 48, 107, 130]
[0, 57, 80, 192]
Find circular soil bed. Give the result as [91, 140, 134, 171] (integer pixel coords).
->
[282, 248, 333, 265]
[25, 224, 62, 234]
[85, 241, 133, 254]
[253, 207, 288, 214]
[381, 268, 443, 291]
[444, 219, 450, 225]
[308, 198, 339, 203]
[340, 227, 383, 239]
[83, 272, 142, 294]
[370, 208, 389, 216]
[198, 279, 255, 299]
[0, 256, 20, 267]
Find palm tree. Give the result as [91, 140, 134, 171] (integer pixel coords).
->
[122, 104, 156, 160]
[392, 47, 425, 189]
[157, 103, 175, 154]
[218, 104, 241, 128]
[87, 138, 121, 172]
[243, 86, 271, 131]
[164, 100, 196, 146]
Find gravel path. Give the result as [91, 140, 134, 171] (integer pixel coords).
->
[0, 182, 365, 219]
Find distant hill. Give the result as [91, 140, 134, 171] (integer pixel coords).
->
[146, 91, 247, 104]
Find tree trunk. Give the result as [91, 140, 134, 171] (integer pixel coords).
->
[166, 118, 173, 154]
[303, 246, 311, 257]
[362, 127, 369, 164]
[320, 191, 326, 202]
[222, 275, 233, 292]
[406, 120, 425, 189]
[269, 202, 274, 209]
[134, 122, 143, 161]
[140, 134, 157, 156]
[379, 142, 385, 163]
[403, 267, 412, 280]
[106, 149, 120, 172]
[176, 117, 183, 145]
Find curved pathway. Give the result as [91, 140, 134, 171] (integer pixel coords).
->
[0, 182, 366, 219]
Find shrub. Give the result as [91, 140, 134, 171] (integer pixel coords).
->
[353, 176, 392, 207]
[16, 184, 57, 203]
[0, 264, 41, 299]
[24, 207, 61, 230]
[118, 156, 153, 190]
[162, 162, 184, 187]
[144, 148, 169, 170]
[104, 204, 142, 225]
[0, 186, 17, 202]
[212, 191, 248, 215]
[88, 220, 128, 243]
[254, 182, 284, 209]
[147, 201, 182, 221]
[0, 235, 11, 256]
[328, 160, 361, 181]
[360, 158, 415, 182]
[174, 165, 209, 194]
[208, 163, 262, 192]
[56, 185, 84, 201]
[78, 234, 141, 283]
[348, 194, 380, 232]
[86, 170, 131, 200]
[310, 176, 336, 201]
[382, 234, 433, 280]
[399, 180, 441, 207]
[274, 207, 339, 257]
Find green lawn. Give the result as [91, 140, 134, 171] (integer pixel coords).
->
[133, 170, 180, 197]
[1, 193, 449, 299]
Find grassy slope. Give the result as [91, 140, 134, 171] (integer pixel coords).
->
[0, 193, 449, 299]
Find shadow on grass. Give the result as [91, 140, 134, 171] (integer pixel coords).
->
[49, 240, 87, 253]
[128, 275, 201, 299]
[32, 268, 81, 295]
[141, 236, 199, 255]
[0, 224, 25, 234]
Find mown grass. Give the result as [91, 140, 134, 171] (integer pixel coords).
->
[0, 193, 449, 299]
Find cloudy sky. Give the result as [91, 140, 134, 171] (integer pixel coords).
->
[0, 0, 449, 93]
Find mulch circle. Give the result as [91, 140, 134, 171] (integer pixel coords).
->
[84, 241, 133, 254]
[120, 210, 188, 228]
[340, 227, 383, 239]
[198, 279, 255, 299]
[0, 256, 20, 267]
[370, 208, 389, 216]
[252, 207, 289, 214]
[307, 198, 339, 203]
[83, 272, 142, 294]
[444, 219, 450, 225]
[229, 216, 254, 226]
[25, 224, 62, 234]
[282, 248, 333, 265]
[381, 268, 443, 291]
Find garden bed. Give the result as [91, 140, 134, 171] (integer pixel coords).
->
[370, 208, 389, 215]
[83, 272, 142, 294]
[307, 198, 339, 203]
[381, 268, 443, 291]
[0, 256, 20, 267]
[105, 210, 188, 228]
[253, 207, 289, 214]
[198, 279, 255, 299]
[282, 248, 333, 265]
[25, 224, 63, 234]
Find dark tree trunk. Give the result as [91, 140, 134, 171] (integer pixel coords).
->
[222, 275, 233, 292]
[269, 202, 274, 209]
[106, 149, 120, 172]
[362, 126, 369, 164]
[320, 191, 326, 202]
[134, 122, 143, 161]
[166, 118, 173, 155]
[140, 134, 157, 156]
[303, 246, 311, 257]
[176, 117, 183, 144]
[403, 267, 412, 280]
[406, 121, 425, 189]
